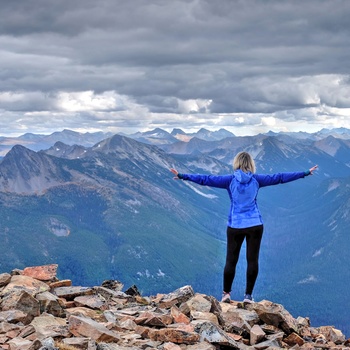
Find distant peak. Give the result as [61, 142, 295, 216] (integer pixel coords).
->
[53, 141, 70, 147]
[7, 144, 33, 155]
[143, 128, 169, 136]
[171, 128, 186, 135]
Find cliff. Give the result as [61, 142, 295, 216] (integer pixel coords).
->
[0, 264, 348, 350]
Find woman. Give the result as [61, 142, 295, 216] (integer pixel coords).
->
[171, 151, 317, 303]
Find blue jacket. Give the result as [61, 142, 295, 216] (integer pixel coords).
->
[179, 169, 310, 228]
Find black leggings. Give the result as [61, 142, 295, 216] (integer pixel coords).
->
[223, 225, 264, 295]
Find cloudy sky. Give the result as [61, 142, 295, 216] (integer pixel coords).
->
[1, 0, 350, 137]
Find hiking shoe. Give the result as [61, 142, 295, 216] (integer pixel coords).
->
[243, 294, 254, 303]
[221, 292, 231, 303]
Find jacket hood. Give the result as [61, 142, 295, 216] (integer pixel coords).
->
[234, 169, 253, 184]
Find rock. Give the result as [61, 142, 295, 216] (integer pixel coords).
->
[134, 295, 150, 305]
[124, 285, 140, 296]
[203, 295, 223, 322]
[22, 265, 58, 282]
[265, 331, 285, 348]
[221, 307, 258, 335]
[297, 316, 310, 327]
[61, 336, 90, 349]
[68, 315, 121, 342]
[0, 321, 22, 334]
[284, 332, 305, 346]
[0, 310, 30, 324]
[186, 343, 217, 350]
[250, 324, 266, 345]
[163, 342, 183, 350]
[1, 275, 49, 296]
[35, 292, 65, 317]
[93, 286, 129, 301]
[148, 327, 200, 344]
[96, 344, 126, 350]
[74, 295, 106, 310]
[7, 337, 36, 350]
[186, 294, 212, 313]
[48, 280, 72, 289]
[134, 310, 173, 327]
[191, 311, 219, 325]
[17, 324, 36, 338]
[30, 314, 67, 339]
[248, 300, 298, 334]
[170, 306, 190, 324]
[10, 269, 23, 276]
[1, 291, 40, 323]
[101, 280, 124, 291]
[158, 285, 195, 308]
[195, 322, 241, 348]
[66, 306, 108, 323]
[119, 318, 137, 331]
[52, 286, 94, 300]
[318, 325, 346, 344]
[253, 337, 281, 349]
[39, 336, 57, 349]
[0, 273, 11, 287]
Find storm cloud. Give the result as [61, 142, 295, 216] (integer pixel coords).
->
[1, 0, 350, 136]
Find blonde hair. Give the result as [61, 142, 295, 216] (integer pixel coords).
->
[233, 151, 256, 173]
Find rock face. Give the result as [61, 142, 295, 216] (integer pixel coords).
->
[0, 265, 348, 350]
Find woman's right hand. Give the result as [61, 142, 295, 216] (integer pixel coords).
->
[170, 168, 179, 179]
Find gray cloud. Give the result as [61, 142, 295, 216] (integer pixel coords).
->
[1, 0, 350, 136]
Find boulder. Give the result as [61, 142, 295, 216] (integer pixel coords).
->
[22, 265, 58, 282]
[1, 275, 49, 297]
[1, 290, 40, 323]
[35, 291, 65, 317]
[148, 327, 200, 344]
[158, 285, 195, 308]
[248, 300, 298, 334]
[68, 315, 121, 342]
[52, 286, 93, 300]
[250, 324, 265, 345]
[30, 314, 68, 339]
[0, 273, 11, 287]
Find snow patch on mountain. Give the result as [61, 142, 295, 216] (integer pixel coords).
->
[184, 182, 218, 199]
[312, 248, 324, 257]
[125, 199, 141, 207]
[137, 270, 151, 278]
[128, 246, 148, 259]
[326, 180, 340, 193]
[298, 275, 318, 284]
[47, 218, 70, 237]
[157, 269, 165, 277]
[187, 159, 223, 173]
[136, 269, 166, 279]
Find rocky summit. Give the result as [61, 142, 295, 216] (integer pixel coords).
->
[0, 264, 348, 350]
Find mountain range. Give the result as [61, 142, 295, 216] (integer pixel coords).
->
[1, 126, 350, 157]
[0, 127, 349, 336]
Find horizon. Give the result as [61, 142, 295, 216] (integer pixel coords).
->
[1, 125, 350, 139]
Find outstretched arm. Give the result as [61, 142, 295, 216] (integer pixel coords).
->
[169, 168, 232, 188]
[255, 165, 318, 187]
